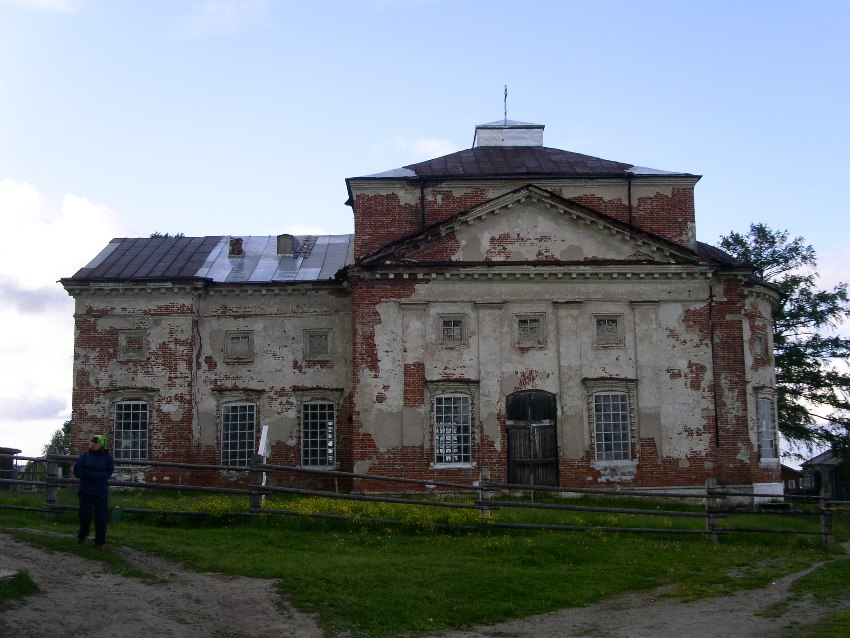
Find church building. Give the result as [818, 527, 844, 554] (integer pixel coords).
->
[62, 120, 781, 495]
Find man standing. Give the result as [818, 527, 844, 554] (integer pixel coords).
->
[73, 435, 115, 549]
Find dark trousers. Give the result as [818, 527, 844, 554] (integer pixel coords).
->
[78, 492, 108, 545]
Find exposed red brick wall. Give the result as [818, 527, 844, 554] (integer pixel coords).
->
[631, 188, 695, 248]
[353, 192, 420, 260]
[354, 182, 697, 262]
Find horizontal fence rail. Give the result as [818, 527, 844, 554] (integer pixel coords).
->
[0, 451, 838, 546]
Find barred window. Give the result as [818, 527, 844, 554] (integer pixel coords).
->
[758, 397, 777, 459]
[113, 401, 148, 461]
[595, 316, 623, 346]
[441, 317, 465, 344]
[516, 315, 544, 346]
[434, 395, 471, 465]
[221, 403, 256, 467]
[225, 331, 253, 361]
[593, 392, 631, 461]
[301, 402, 335, 467]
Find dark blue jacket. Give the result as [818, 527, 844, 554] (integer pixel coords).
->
[73, 449, 115, 497]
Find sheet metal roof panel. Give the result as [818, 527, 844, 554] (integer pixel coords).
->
[78, 240, 121, 273]
[272, 256, 301, 280]
[195, 239, 227, 279]
[70, 236, 224, 280]
[67, 235, 353, 283]
[294, 267, 321, 281]
[353, 146, 679, 179]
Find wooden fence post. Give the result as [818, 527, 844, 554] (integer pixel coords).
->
[478, 468, 492, 517]
[44, 447, 59, 521]
[819, 495, 834, 547]
[249, 454, 264, 516]
[705, 478, 719, 543]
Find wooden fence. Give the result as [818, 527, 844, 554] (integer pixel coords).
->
[0, 450, 838, 546]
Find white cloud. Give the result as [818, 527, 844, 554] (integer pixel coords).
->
[0, 0, 79, 11]
[180, 0, 270, 37]
[0, 179, 128, 457]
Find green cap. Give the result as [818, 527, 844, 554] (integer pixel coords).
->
[93, 435, 108, 449]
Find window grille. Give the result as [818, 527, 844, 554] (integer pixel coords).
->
[301, 402, 335, 467]
[595, 317, 622, 345]
[517, 316, 543, 346]
[434, 395, 471, 464]
[221, 403, 256, 466]
[225, 331, 253, 361]
[593, 392, 631, 460]
[113, 401, 148, 461]
[441, 318, 465, 344]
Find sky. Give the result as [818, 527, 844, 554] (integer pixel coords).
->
[1, 0, 848, 460]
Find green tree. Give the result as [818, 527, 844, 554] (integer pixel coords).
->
[149, 232, 185, 238]
[42, 419, 73, 456]
[719, 224, 850, 451]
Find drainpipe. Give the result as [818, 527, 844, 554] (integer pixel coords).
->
[627, 174, 633, 226]
[709, 285, 721, 448]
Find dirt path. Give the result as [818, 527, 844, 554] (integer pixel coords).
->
[0, 532, 323, 638]
[431, 567, 825, 638]
[433, 541, 850, 638]
[2, 532, 847, 637]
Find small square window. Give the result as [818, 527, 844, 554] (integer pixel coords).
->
[118, 330, 146, 361]
[516, 315, 544, 347]
[304, 330, 331, 360]
[225, 331, 254, 361]
[594, 316, 623, 347]
[440, 317, 466, 345]
[755, 332, 768, 357]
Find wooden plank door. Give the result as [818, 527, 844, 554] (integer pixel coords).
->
[506, 390, 559, 487]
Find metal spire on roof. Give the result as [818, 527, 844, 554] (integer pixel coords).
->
[504, 85, 508, 124]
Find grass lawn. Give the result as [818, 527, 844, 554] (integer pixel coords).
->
[1, 490, 847, 637]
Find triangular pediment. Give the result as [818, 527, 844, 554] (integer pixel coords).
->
[360, 185, 703, 266]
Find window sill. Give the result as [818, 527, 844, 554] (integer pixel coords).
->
[759, 457, 780, 469]
[591, 459, 637, 483]
[430, 463, 475, 470]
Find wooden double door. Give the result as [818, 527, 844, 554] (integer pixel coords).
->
[506, 390, 559, 487]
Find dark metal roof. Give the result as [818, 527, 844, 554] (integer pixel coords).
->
[695, 242, 748, 267]
[67, 235, 354, 283]
[70, 236, 222, 280]
[802, 450, 845, 468]
[407, 146, 635, 177]
[355, 146, 698, 180]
